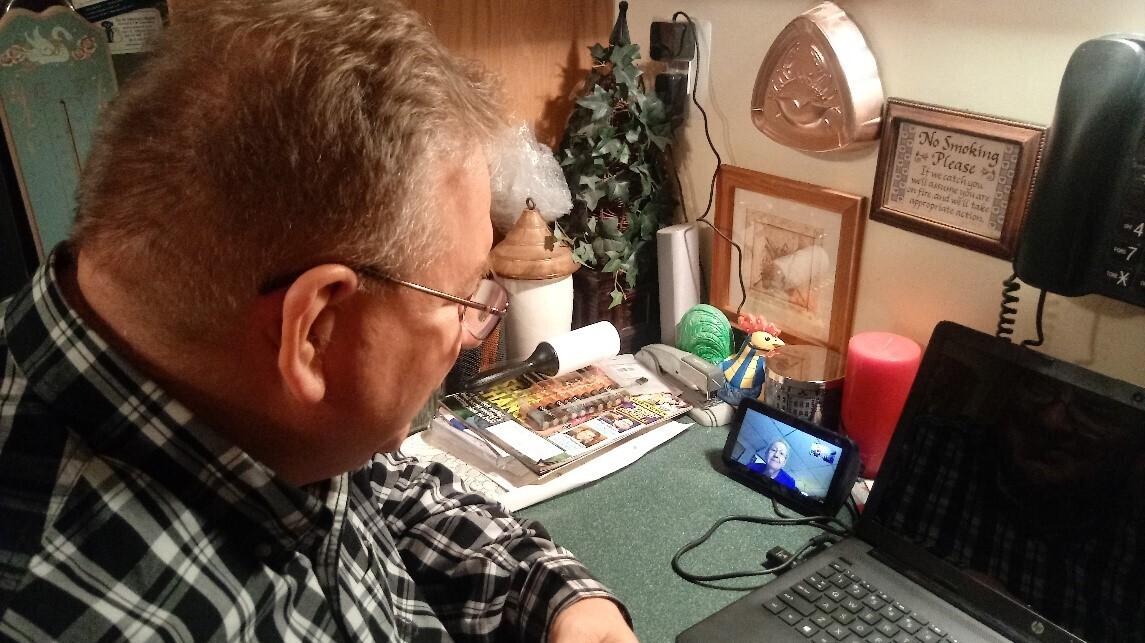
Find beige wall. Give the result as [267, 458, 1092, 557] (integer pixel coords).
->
[626, 0, 1145, 385]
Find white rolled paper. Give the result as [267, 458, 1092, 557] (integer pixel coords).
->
[544, 320, 621, 376]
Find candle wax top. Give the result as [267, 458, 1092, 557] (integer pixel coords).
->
[849, 332, 921, 362]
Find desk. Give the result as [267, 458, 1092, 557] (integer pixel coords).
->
[519, 423, 829, 642]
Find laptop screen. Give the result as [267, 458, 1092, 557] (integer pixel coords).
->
[860, 322, 1145, 643]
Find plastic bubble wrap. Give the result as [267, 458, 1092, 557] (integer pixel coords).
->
[489, 123, 572, 233]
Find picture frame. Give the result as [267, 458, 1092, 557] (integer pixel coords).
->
[870, 98, 1046, 260]
[711, 165, 866, 355]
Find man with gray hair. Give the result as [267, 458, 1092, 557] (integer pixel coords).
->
[0, 1, 635, 640]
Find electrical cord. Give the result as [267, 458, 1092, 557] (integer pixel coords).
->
[671, 155, 747, 312]
[668, 11, 750, 316]
[770, 496, 860, 526]
[671, 11, 721, 222]
[671, 510, 853, 591]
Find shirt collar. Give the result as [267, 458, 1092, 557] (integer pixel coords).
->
[4, 246, 335, 558]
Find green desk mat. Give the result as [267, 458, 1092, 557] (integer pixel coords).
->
[520, 423, 830, 642]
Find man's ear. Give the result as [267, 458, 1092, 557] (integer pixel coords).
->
[277, 264, 360, 404]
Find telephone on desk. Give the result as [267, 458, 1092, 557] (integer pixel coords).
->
[635, 344, 735, 426]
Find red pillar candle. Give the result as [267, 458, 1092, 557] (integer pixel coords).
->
[841, 332, 922, 478]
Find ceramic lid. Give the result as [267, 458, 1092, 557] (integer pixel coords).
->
[490, 199, 580, 280]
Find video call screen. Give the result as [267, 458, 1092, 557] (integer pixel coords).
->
[732, 406, 843, 500]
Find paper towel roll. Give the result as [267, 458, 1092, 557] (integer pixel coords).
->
[657, 223, 702, 346]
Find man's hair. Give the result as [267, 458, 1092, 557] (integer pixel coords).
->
[74, 0, 504, 338]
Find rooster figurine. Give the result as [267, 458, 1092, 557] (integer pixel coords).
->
[716, 315, 784, 406]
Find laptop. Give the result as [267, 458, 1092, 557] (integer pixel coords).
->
[678, 321, 1145, 643]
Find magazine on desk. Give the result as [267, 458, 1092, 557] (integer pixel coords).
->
[401, 416, 692, 511]
[439, 362, 692, 476]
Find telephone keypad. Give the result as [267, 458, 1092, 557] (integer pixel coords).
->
[1117, 211, 1145, 239]
[1100, 267, 1135, 290]
[1110, 242, 1141, 263]
[1100, 180, 1145, 302]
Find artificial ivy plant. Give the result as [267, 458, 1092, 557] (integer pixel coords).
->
[553, 1, 676, 307]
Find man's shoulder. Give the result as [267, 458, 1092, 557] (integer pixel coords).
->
[0, 407, 158, 604]
[0, 442, 266, 630]
[0, 419, 181, 549]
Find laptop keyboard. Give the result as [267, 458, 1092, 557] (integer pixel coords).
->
[762, 557, 960, 643]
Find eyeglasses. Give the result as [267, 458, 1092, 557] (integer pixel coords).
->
[377, 271, 509, 341]
[259, 265, 509, 341]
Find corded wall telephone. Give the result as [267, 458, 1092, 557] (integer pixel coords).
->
[1012, 34, 1145, 305]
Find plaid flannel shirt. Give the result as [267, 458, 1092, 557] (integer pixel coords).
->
[0, 251, 624, 641]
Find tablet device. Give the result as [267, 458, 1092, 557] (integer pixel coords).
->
[721, 397, 859, 516]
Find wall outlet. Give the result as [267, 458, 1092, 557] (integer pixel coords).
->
[649, 18, 711, 98]
[688, 19, 711, 99]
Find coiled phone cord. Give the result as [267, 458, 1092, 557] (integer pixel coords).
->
[994, 273, 1047, 347]
[995, 273, 1021, 339]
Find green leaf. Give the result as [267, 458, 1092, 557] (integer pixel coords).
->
[589, 43, 608, 62]
[623, 269, 638, 289]
[647, 130, 673, 151]
[640, 214, 657, 238]
[599, 216, 621, 239]
[610, 43, 641, 69]
[606, 180, 630, 203]
[598, 137, 623, 158]
[551, 224, 568, 242]
[583, 184, 605, 211]
[609, 289, 625, 308]
[572, 244, 595, 265]
[602, 238, 626, 253]
[603, 257, 623, 273]
[613, 61, 640, 88]
[578, 174, 602, 191]
[576, 87, 613, 121]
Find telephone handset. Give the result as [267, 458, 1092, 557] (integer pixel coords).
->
[1013, 34, 1145, 305]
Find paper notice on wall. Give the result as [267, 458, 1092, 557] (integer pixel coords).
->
[883, 122, 1021, 241]
[73, 2, 164, 55]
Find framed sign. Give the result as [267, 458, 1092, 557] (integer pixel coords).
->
[871, 98, 1045, 260]
[711, 165, 866, 355]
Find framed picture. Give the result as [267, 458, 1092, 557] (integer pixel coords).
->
[870, 98, 1046, 260]
[711, 165, 866, 355]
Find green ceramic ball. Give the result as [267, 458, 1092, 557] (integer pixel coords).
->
[675, 304, 732, 364]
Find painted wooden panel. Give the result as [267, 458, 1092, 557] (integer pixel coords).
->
[0, 6, 117, 257]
